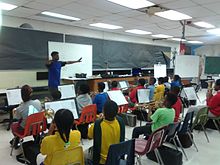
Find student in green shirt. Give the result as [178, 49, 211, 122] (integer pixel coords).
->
[132, 92, 177, 139]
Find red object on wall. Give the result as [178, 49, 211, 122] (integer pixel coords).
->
[179, 42, 186, 55]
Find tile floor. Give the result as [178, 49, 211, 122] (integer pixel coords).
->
[0, 89, 220, 165]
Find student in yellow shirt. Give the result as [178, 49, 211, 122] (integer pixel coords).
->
[87, 100, 125, 165]
[39, 109, 81, 165]
[154, 77, 165, 102]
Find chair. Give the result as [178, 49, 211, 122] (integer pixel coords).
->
[10, 111, 47, 157]
[118, 104, 129, 113]
[135, 126, 167, 165]
[178, 111, 198, 152]
[208, 115, 220, 134]
[192, 107, 209, 142]
[74, 104, 97, 125]
[50, 146, 84, 165]
[165, 122, 188, 160]
[105, 139, 135, 165]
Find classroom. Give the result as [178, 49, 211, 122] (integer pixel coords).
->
[0, 0, 220, 165]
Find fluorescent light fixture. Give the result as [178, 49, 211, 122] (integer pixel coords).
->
[152, 34, 173, 38]
[125, 29, 152, 35]
[187, 41, 203, 44]
[194, 21, 215, 28]
[0, 2, 17, 10]
[41, 11, 80, 21]
[107, 0, 154, 9]
[207, 28, 220, 35]
[155, 10, 192, 21]
[171, 38, 187, 42]
[90, 23, 122, 29]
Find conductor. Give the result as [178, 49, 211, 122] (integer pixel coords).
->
[46, 51, 82, 93]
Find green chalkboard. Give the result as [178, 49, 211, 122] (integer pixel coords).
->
[205, 56, 220, 74]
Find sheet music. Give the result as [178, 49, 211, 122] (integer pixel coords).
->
[137, 89, 150, 103]
[184, 87, 197, 100]
[154, 64, 167, 78]
[104, 82, 109, 92]
[119, 81, 129, 89]
[6, 89, 22, 106]
[58, 84, 76, 99]
[107, 90, 128, 106]
[45, 99, 79, 121]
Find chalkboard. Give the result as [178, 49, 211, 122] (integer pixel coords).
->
[65, 35, 171, 69]
[205, 56, 220, 74]
[0, 26, 63, 69]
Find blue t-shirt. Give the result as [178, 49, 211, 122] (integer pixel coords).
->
[93, 92, 108, 113]
[47, 61, 66, 88]
[171, 81, 182, 88]
[147, 85, 155, 101]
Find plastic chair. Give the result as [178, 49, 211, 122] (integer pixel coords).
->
[208, 115, 220, 134]
[74, 104, 97, 125]
[105, 139, 135, 165]
[178, 111, 198, 152]
[165, 122, 188, 160]
[118, 104, 129, 113]
[10, 111, 47, 157]
[135, 126, 167, 165]
[192, 107, 209, 142]
[50, 146, 84, 165]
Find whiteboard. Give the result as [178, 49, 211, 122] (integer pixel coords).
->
[175, 55, 200, 78]
[107, 90, 128, 106]
[58, 84, 76, 99]
[48, 42, 93, 78]
[6, 89, 22, 106]
[137, 89, 150, 103]
[154, 64, 167, 78]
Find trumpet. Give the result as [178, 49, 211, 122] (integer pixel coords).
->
[44, 108, 55, 119]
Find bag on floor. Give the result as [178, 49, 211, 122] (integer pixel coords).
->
[146, 145, 183, 165]
[205, 119, 220, 130]
[177, 133, 193, 148]
[118, 113, 137, 127]
[132, 109, 148, 121]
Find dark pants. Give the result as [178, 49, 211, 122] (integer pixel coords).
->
[132, 123, 152, 139]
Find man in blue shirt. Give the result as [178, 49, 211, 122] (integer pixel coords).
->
[46, 51, 82, 93]
[147, 77, 156, 101]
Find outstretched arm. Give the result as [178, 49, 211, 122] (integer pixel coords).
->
[66, 57, 82, 65]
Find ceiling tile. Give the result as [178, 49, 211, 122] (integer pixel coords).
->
[161, 0, 197, 9]
[204, 2, 220, 14]
[191, 0, 220, 5]
[178, 6, 215, 18]
[2, 6, 40, 17]
[34, 0, 77, 7]
[24, 2, 57, 11]
[0, 0, 31, 6]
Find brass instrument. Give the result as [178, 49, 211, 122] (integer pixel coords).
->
[44, 108, 55, 120]
[135, 100, 164, 111]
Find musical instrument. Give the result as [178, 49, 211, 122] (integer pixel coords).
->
[135, 100, 164, 111]
[44, 108, 55, 120]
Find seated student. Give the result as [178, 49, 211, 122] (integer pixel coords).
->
[164, 76, 171, 91]
[154, 77, 165, 102]
[111, 81, 120, 90]
[129, 78, 146, 103]
[11, 85, 42, 148]
[39, 109, 81, 165]
[93, 82, 108, 114]
[206, 79, 220, 117]
[171, 75, 182, 88]
[132, 93, 177, 139]
[170, 86, 182, 122]
[76, 83, 93, 114]
[147, 77, 156, 101]
[87, 100, 125, 165]
[44, 90, 62, 102]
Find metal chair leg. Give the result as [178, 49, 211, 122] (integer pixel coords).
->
[176, 136, 188, 160]
[136, 155, 142, 165]
[10, 138, 15, 156]
[202, 125, 209, 143]
[187, 132, 198, 152]
[171, 138, 179, 151]
[155, 149, 164, 165]
[213, 120, 220, 133]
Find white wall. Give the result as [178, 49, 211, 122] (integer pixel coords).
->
[0, 15, 179, 89]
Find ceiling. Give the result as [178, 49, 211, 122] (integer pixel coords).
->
[2, 0, 220, 44]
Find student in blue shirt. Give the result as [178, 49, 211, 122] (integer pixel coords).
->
[93, 82, 108, 114]
[171, 75, 182, 88]
[46, 51, 82, 93]
[147, 77, 156, 101]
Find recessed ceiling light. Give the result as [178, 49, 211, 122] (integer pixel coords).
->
[107, 0, 154, 9]
[125, 29, 152, 35]
[152, 34, 173, 38]
[41, 11, 81, 21]
[155, 10, 192, 21]
[171, 38, 187, 42]
[0, 2, 17, 10]
[194, 21, 215, 28]
[187, 41, 203, 44]
[207, 28, 220, 35]
[90, 23, 123, 29]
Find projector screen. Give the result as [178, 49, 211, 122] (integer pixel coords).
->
[175, 55, 200, 78]
[48, 42, 92, 78]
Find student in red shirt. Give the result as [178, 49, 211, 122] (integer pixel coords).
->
[111, 81, 120, 91]
[206, 79, 220, 117]
[170, 86, 182, 122]
[129, 78, 146, 103]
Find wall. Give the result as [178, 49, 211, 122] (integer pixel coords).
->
[0, 15, 179, 89]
